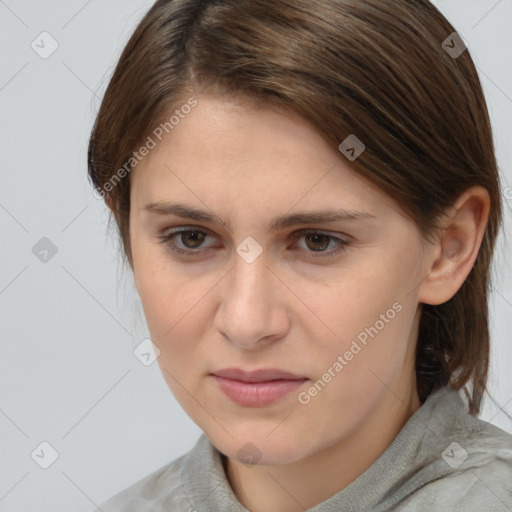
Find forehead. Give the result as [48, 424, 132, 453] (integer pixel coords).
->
[129, 95, 395, 218]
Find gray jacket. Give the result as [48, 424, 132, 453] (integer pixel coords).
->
[95, 385, 512, 511]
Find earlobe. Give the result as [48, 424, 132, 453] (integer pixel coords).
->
[417, 186, 490, 306]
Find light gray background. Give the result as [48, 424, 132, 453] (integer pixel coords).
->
[0, 1, 511, 510]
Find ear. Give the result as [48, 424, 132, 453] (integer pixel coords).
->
[417, 186, 490, 306]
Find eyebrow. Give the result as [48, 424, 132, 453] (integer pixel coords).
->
[143, 201, 376, 232]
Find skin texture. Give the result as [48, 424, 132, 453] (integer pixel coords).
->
[123, 94, 490, 512]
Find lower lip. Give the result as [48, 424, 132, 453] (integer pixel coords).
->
[212, 375, 307, 407]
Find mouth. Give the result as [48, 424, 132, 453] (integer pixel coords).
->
[211, 368, 308, 407]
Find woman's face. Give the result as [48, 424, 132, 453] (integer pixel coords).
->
[129, 94, 429, 465]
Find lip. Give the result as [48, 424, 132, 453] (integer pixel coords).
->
[212, 367, 306, 382]
[211, 368, 308, 407]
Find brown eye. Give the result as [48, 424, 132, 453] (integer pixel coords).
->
[157, 228, 214, 257]
[290, 230, 351, 258]
[304, 233, 331, 252]
[179, 230, 207, 249]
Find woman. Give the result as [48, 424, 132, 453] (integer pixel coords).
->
[88, 0, 512, 510]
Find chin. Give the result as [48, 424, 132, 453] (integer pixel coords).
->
[206, 426, 314, 467]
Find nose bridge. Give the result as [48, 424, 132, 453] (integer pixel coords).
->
[214, 240, 287, 347]
[229, 244, 271, 312]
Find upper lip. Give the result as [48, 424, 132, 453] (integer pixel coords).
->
[212, 368, 307, 383]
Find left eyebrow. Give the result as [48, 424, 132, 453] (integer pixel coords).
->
[143, 201, 376, 232]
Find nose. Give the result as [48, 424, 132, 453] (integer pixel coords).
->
[213, 247, 290, 350]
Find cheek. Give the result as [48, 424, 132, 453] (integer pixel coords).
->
[138, 276, 202, 344]
[133, 258, 212, 370]
[132, 240, 189, 333]
[298, 299, 417, 437]
[302, 252, 419, 387]
[303, 262, 406, 344]
[138, 272, 208, 404]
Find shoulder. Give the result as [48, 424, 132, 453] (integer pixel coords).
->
[401, 457, 512, 511]
[93, 448, 193, 511]
[91, 433, 234, 512]
[397, 414, 512, 511]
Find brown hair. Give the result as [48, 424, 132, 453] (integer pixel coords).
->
[88, 0, 503, 415]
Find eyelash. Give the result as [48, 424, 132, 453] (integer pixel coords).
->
[156, 227, 351, 259]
